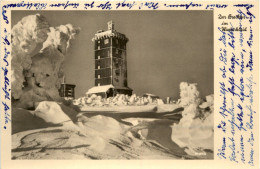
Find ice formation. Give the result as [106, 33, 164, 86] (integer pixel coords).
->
[73, 93, 165, 107]
[171, 82, 214, 155]
[11, 14, 80, 109]
[177, 82, 201, 107]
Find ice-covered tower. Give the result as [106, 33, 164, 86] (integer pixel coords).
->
[88, 21, 132, 97]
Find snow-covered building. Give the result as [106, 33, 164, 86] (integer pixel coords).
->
[59, 83, 76, 99]
[59, 77, 76, 99]
[87, 21, 132, 97]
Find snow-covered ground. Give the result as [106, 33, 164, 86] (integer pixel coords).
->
[12, 107, 212, 160]
[12, 88, 214, 160]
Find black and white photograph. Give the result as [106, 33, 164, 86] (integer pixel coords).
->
[11, 10, 214, 160]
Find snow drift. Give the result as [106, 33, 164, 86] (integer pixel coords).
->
[11, 14, 80, 109]
[11, 82, 214, 159]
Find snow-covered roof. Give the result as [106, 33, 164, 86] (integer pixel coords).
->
[86, 85, 114, 94]
[143, 93, 159, 98]
[92, 30, 128, 42]
[144, 93, 158, 97]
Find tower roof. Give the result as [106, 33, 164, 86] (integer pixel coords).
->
[92, 21, 128, 42]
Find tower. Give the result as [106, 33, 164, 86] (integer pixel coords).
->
[88, 21, 132, 97]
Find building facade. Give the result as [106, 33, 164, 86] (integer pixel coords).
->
[59, 76, 76, 99]
[87, 21, 132, 97]
[59, 83, 76, 99]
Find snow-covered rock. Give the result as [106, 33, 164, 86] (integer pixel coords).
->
[171, 82, 214, 156]
[129, 94, 136, 104]
[77, 93, 167, 108]
[171, 104, 198, 147]
[178, 82, 201, 107]
[199, 94, 214, 110]
[11, 14, 80, 109]
[12, 14, 50, 101]
[157, 99, 164, 105]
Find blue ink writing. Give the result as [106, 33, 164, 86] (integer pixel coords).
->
[248, 148, 254, 166]
[228, 137, 238, 163]
[217, 137, 227, 159]
[246, 105, 255, 130]
[227, 23, 235, 49]
[139, 2, 159, 10]
[2, 102, 11, 129]
[205, 3, 227, 10]
[240, 135, 245, 163]
[97, 1, 112, 10]
[116, 0, 136, 9]
[240, 50, 245, 74]
[219, 82, 229, 118]
[219, 48, 227, 65]
[247, 26, 253, 47]
[218, 27, 226, 47]
[246, 50, 253, 71]
[84, 1, 95, 9]
[49, 1, 79, 9]
[2, 1, 47, 24]
[229, 52, 239, 74]
[228, 77, 240, 97]
[218, 120, 227, 133]
[164, 2, 202, 9]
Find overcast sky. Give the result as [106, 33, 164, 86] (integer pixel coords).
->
[12, 10, 213, 100]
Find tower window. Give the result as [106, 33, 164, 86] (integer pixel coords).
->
[116, 49, 118, 54]
[98, 40, 100, 44]
[98, 56, 100, 59]
[98, 83, 100, 86]
[98, 75, 100, 78]
[104, 39, 109, 44]
[98, 65, 100, 69]
[98, 46, 100, 50]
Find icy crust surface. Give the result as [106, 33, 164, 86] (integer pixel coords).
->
[11, 14, 80, 109]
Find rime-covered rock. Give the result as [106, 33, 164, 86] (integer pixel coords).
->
[129, 94, 136, 104]
[157, 99, 164, 105]
[171, 82, 214, 156]
[178, 82, 201, 107]
[11, 14, 50, 100]
[199, 94, 214, 111]
[86, 97, 93, 104]
[11, 14, 80, 109]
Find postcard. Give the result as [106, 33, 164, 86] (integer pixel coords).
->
[0, 0, 259, 169]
